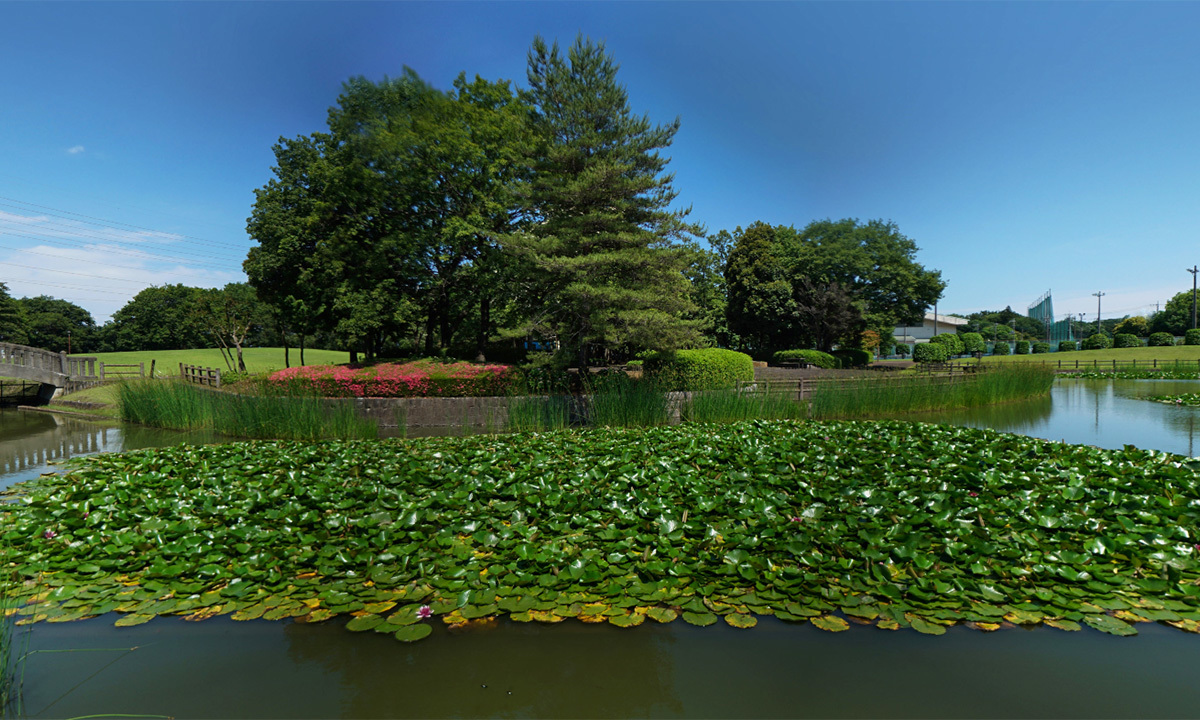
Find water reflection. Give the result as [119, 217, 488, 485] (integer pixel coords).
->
[907, 379, 1200, 457]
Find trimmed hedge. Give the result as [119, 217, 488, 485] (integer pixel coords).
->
[894, 343, 910, 357]
[912, 343, 948, 364]
[773, 349, 839, 369]
[1113, 333, 1140, 349]
[832, 348, 872, 368]
[1148, 332, 1175, 347]
[1014, 340, 1030, 355]
[1186, 329, 1200, 346]
[930, 333, 964, 357]
[960, 332, 985, 355]
[1082, 333, 1112, 350]
[1058, 341, 1077, 352]
[992, 341, 1011, 356]
[1031, 342, 1050, 354]
[644, 348, 754, 390]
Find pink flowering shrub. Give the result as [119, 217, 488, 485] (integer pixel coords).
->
[269, 360, 514, 398]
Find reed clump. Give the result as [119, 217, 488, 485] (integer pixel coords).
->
[117, 380, 376, 440]
[683, 387, 807, 424]
[586, 373, 670, 428]
[809, 364, 1055, 419]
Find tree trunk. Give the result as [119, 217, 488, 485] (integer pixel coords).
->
[424, 311, 436, 356]
[300, 335, 306, 366]
[235, 343, 247, 373]
[475, 295, 490, 363]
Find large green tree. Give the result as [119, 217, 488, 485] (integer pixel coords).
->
[0, 283, 28, 345]
[724, 222, 795, 354]
[509, 35, 700, 366]
[247, 70, 531, 361]
[16, 296, 96, 353]
[1151, 289, 1199, 336]
[100, 285, 208, 351]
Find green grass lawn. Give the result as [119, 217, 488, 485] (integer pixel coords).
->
[980, 345, 1200, 365]
[69, 347, 351, 377]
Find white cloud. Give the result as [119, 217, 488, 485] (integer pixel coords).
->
[66, 145, 85, 155]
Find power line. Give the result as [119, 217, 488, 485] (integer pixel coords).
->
[0, 243, 234, 278]
[0, 196, 249, 252]
[0, 230, 242, 271]
[0, 210, 247, 262]
[0, 260, 158, 288]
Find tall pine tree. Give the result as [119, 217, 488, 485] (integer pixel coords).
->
[512, 35, 700, 367]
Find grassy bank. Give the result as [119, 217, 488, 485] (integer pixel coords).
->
[69, 348, 351, 377]
[809, 364, 1055, 418]
[117, 380, 376, 441]
[2, 420, 1199, 641]
[982, 345, 1200, 365]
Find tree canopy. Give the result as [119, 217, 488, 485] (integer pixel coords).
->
[1151, 290, 1199, 336]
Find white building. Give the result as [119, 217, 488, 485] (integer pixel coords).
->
[894, 312, 969, 344]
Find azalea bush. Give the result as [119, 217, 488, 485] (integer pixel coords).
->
[269, 360, 515, 398]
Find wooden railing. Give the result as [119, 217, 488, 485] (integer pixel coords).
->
[99, 362, 144, 380]
[948, 359, 1200, 372]
[180, 363, 221, 388]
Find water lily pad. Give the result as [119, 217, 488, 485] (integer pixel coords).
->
[646, 607, 677, 623]
[394, 623, 432, 642]
[811, 615, 849, 632]
[609, 612, 645, 628]
[114, 613, 154, 627]
[682, 611, 717, 627]
[345, 614, 383, 632]
[1084, 614, 1137, 636]
[1044, 618, 1082, 632]
[724, 613, 757, 629]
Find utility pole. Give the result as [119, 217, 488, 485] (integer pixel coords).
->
[1188, 266, 1198, 330]
[1093, 292, 1105, 334]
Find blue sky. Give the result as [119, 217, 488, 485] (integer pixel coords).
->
[3, 1, 1198, 325]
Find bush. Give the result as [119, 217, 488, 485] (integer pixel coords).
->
[1032, 342, 1050, 354]
[894, 343, 910, 358]
[832, 348, 873, 368]
[930, 333, 964, 357]
[1058, 341, 1077, 352]
[1148, 332, 1175, 347]
[1082, 333, 1112, 350]
[1113, 333, 1140, 349]
[1185, 329, 1200, 346]
[960, 332, 985, 355]
[772, 349, 838, 369]
[1014, 340, 1030, 355]
[992, 341, 1011, 356]
[912, 343, 948, 364]
[643, 348, 754, 390]
[269, 360, 515, 398]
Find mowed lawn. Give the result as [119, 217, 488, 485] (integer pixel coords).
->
[69, 347, 351, 377]
[981, 345, 1200, 365]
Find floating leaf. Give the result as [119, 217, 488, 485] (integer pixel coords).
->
[811, 615, 849, 632]
[1084, 615, 1137, 636]
[114, 613, 154, 627]
[345, 614, 383, 632]
[724, 613, 757, 629]
[646, 607, 677, 623]
[682, 611, 717, 627]
[394, 623, 432, 642]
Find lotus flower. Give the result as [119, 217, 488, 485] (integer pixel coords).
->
[417, 605, 433, 619]
[969, 491, 979, 497]
[42, 529, 57, 539]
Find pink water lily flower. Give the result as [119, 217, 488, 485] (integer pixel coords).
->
[42, 529, 57, 539]
[417, 605, 433, 619]
[969, 491, 979, 498]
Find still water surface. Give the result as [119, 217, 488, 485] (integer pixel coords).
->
[5, 380, 1200, 718]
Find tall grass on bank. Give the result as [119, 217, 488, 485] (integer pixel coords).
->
[118, 380, 376, 440]
[0, 566, 26, 718]
[809, 364, 1056, 419]
[683, 388, 807, 424]
[586, 373, 669, 428]
[507, 396, 571, 433]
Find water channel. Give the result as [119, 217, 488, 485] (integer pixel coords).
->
[5, 379, 1200, 718]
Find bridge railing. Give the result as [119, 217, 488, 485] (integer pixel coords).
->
[0, 343, 100, 383]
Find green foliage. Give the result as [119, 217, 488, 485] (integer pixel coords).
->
[644, 348, 754, 390]
[724, 222, 795, 354]
[960, 332, 985, 355]
[1186, 329, 1200, 346]
[101, 285, 210, 351]
[912, 343, 948, 364]
[894, 343, 910, 357]
[1150, 290, 1199, 336]
[772, 349, 838, 369]
[1014, 340, 1030, 355]
[1113, 316, 1149, 337]
[1148, 332, 1175, 347]
[831, 348, 872, 368]
[1082, 333, 1112, 350]
[586, 373, 669, 427]
[1113, 333, 1140, 349]
[809, 364, 1055, 418]
[513, 35, 699, 366]
[961, 307, 1045, 340]
[682, 389, 805, 423]
[991, 341, 1011, 355]
[1031, 342, 1050, 354]
[0, 282, 27, 345]
[930, 333, 963, 356]
[117, 380, 376, 440]
[198, 283, 269, 373]
[1058, 340, 1077, 352]
[1145, 393, 1200, 407]
[16, 295, 96, 353]
[7, 419, 1196, 641]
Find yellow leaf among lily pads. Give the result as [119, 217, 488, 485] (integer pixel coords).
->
[1166, 619, 1200, 633]
[114, 613, 155, 627]
[811, 615, 849, 632]
[528, 609, 564, 623]
[966, 621, 1002, 632]
[580, 602, 608, 616]
[304, 608, 335, 623]
[725, 613, 757, 629]
[364, 601, 396, 615]
[1044, 618, 1082, 632]
[608, 612, 645, 628]
[646, 607, 677, 623]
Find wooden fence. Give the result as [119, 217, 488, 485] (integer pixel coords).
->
[99, 362, 144, 380]
[947, 359, 1200, 373]
[737, 373, 973, 400]
[180, 363, 221, 388]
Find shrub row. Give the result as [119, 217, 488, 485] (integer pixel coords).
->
[772, 349, 839, 369]
[643, 348, 754, 390]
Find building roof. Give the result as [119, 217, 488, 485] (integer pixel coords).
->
[922, 312, 969, 326]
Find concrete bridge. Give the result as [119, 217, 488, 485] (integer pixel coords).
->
[0, 342, 100, 402]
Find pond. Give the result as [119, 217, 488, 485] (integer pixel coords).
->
[5, 379, 1200, 719]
